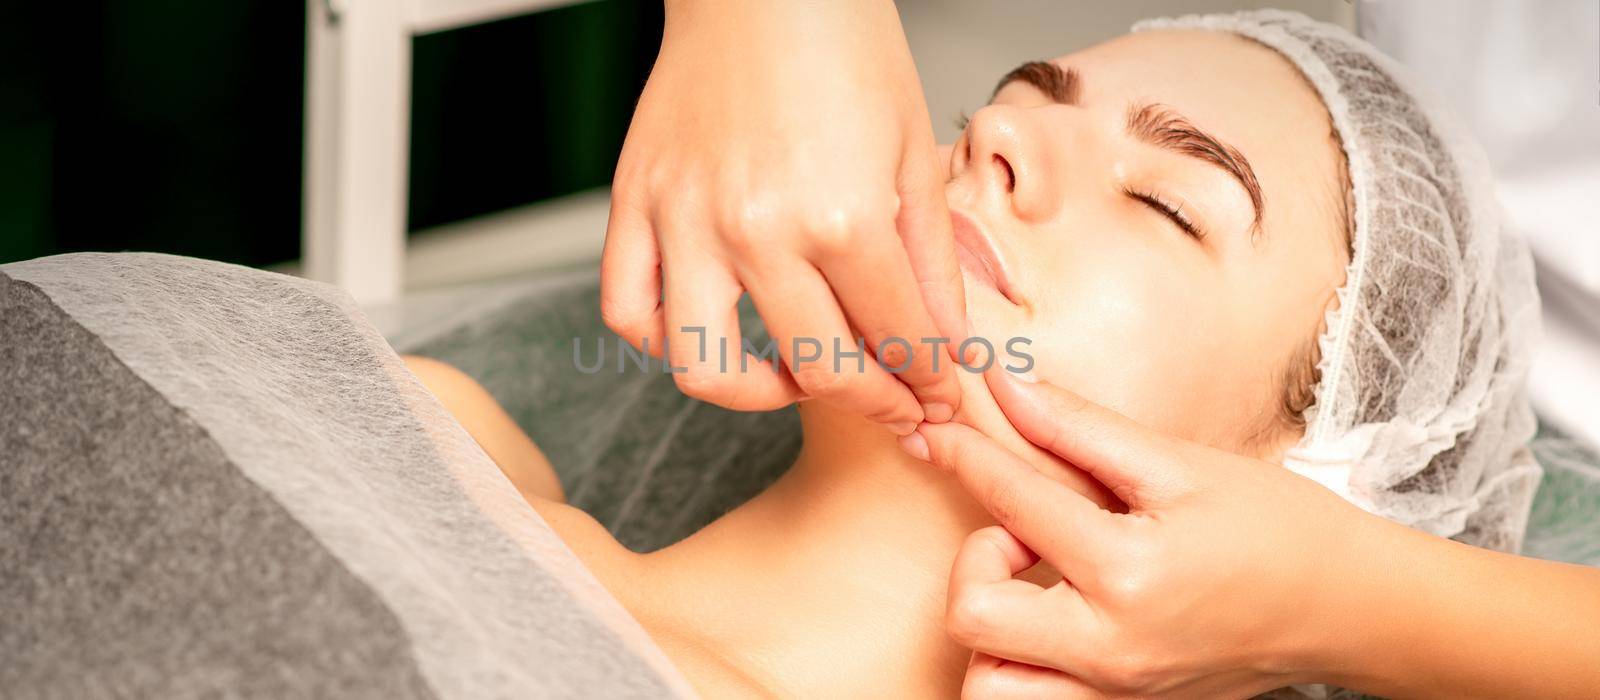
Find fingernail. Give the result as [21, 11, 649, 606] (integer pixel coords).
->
[889, 421, 918, 436]
[898, 431, 931, 462]
[922, 402, 954, 423]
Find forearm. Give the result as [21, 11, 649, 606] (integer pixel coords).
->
[662, 0, 901, 36]
[1327, 516, 1600, 698]
[653, 0, 924, 121]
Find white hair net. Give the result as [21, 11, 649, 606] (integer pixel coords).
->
[1134, 10, 1543, 552]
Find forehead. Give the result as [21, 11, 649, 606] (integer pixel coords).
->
[1034, 30, 1342, 240]
[1050, 30, 1329, 148]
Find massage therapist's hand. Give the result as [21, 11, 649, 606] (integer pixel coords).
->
[901, 371, 1392, 698]
[601, 0, 967, 432]
[908, 373, 1600, 699]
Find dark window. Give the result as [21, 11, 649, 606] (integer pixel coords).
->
[0, 1, 662, 267]
[409, 1, 662, 232]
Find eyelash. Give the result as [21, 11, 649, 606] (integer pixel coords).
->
[1123, 187, 1203, 240]
[956, 108, 1201, 241]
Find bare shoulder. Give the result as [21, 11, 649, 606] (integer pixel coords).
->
[403, 359, 719, 686]
[402, 355, 566, 504]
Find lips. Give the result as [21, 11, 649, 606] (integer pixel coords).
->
[949, 209, 1021, 306]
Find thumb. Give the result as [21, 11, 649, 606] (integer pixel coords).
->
[897, 138, 969, 354]
[984, 369, 1194, 508]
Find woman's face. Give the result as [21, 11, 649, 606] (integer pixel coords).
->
[946, 30, 1349, 459]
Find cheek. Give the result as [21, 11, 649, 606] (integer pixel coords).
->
[960, 264, 1030, 352]
[1017, 243, 1225, 438]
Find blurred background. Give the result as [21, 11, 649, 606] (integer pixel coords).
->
[1, 0, 1595, 443]
[0, 0, 662, 277]
[0, 0, 1349, 288]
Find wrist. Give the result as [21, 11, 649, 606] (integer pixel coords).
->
[662, 0, 895, 23]
[1305, 510, 1461, 695]
[1280, 505, 1425, 689]
[663, 0, 904, 46]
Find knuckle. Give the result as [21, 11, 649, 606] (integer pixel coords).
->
[790, 362, 851, 397]
[620, 163, 656, 193]
[944, 591, 994, 646]
[719, 189, 797, 253]
[720, 227, 760, 259]
[863, 406, 909, 424]
[643, 163, 681, 194]
[935, 439, 969, 473]
[968, 525, 1011, 556]
[1094, 530, 1158, 603]
[966, 521, 1004, 543]
[1087, 657, 1131, 694]
[1052, 386, 1095, 421]
[1101, 567, 1153, 607]
[732, 196, 777, 231]
[655, 195, 700, 232]
[983, 479, 1023, 529]
[804, 214, 858, 255]
[600, 298, 646, 338]
[875, 338, 913, 373]
[671, 363, 727, 395]
[802, 197, 892, 253]
[1109, 482, 1141, 508]
[721, 204, 776, 255]
[1091, 650, 1158, 695]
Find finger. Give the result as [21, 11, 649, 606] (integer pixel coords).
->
[600, 188, 666, 356]
[945, 526, 1099, 671]
[740, 261, 924, 431]
[986, 370, 1195, 507]
[911, 423, 1113, 570]
[964, 652, 1097, 700]
[936, 144, 955, 182]
[813, 218, 962, 423]
[951, 525, 1040, 584]
[897, 140, 970, 358]
[659, 235, 802, 411]
[947, 525, 1044, 625]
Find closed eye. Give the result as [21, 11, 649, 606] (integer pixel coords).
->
[1124, 187, 1203, 240]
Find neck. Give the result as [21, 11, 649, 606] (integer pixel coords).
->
[636, 405, 992, 697]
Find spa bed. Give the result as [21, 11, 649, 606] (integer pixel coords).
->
[3, 253, 1595, 698]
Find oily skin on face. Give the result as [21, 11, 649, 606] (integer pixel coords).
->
[937, 30, 1350, 478]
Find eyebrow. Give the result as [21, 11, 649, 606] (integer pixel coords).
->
[994, 61, 1265, 233]
[993, 61, 1080, 104]
[1125, 103, 1263, 231]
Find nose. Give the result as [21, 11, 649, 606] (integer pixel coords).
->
[957, 104, 1057, 222]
